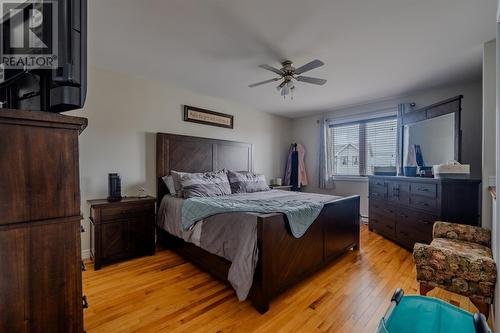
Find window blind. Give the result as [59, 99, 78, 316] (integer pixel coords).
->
[328, 117, 397, 177]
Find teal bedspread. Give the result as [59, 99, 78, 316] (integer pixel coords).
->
[181, 190, 341, 238]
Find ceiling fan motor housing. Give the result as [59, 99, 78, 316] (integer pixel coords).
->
[281, 60, 295, 75]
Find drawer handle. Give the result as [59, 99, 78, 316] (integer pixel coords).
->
[82, 296, 89, 309]
[81, 261, 87, 271]
[420, 202, 429, 207]
[80, 225, 85, 233]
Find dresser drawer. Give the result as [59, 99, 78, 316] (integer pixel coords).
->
[397, 210, 436, 235]
[369, 190, 386, 201]
[369, 181, 387, 200]
[409, 195, 438, 212]
[410, 183, 437, 198]
[397, 222, 432, 248]
[370, 215, 396, 238]
[100, 203, 152, 221]
[370, 200, 396, 222]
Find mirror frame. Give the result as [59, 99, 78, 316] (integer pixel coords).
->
[398, 95, 463, 171]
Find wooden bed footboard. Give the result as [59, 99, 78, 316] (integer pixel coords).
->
[157, 195, 360, 314]
[250, 195, 360, 313]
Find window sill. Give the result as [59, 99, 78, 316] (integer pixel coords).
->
[331, 176, 369, 182]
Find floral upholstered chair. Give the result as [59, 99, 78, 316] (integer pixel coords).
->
[413, 221, 497, 318]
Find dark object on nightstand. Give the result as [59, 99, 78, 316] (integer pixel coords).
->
[88, 196, 156, 270]
[269, 185, 293, 191]
[108, 173, 122, 201]
[0, 110, 87, 332]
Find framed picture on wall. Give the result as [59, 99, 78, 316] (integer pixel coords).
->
[183, 105, 234, 129]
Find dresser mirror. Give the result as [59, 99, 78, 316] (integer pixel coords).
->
[400, 95, 462, 172]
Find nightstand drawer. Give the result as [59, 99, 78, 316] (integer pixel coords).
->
[100, 203, 152, 221]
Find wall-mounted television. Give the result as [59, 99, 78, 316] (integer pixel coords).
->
[0, 0, 87, 112]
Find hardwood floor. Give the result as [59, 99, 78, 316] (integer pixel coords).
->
[83, 225, 482, 332]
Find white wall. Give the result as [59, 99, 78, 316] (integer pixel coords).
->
[68, 67, 293, 257]
[291, 81, 482, 217]
[483, 40, 497, 230]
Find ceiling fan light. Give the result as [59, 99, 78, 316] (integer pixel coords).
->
[282, 85, 290, 96]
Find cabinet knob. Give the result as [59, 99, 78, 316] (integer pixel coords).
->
[82, 296, 89, 309]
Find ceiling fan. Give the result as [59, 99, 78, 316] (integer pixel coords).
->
[248, 59, 327, 98]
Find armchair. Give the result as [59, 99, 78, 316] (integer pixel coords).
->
[413, 222, 496, 318]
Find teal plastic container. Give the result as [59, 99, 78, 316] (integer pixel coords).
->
[377, 289, 491, 333]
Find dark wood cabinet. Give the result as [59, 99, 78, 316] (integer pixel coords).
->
[88, 197, 156, 270]
[0, 109, 87, 333]
[368, 176, 481, 249]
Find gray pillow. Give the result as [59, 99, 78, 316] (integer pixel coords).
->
[170, 171, 185, 197]
[227, 171, 269, 193]
[178, 170, 232, 198]
[161, 175, 177, 196]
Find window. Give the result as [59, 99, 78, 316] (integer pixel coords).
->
[327, 116, 397, 177]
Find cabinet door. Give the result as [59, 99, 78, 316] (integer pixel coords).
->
[369, 179, 387, 201]
[127, 216, 154, 255]
[387, 182, 409, 205]
[101, 221, 128, 259]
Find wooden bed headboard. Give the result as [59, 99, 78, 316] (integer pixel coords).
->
[156, 133, 254, 206]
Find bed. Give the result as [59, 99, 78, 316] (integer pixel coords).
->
[156, 132, 360, 313]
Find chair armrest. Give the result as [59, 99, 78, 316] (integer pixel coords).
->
[433, 222, 491, 247]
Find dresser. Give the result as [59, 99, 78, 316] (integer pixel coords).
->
[0, 109, 87, 332]
[88, 196, 156, 270]
[368, 176, 481, 249]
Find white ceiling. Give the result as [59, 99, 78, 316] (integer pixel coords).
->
[88, 0, 497, 118]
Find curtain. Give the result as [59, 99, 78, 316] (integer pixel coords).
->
[319, 117, 335, 189]
[396, 103, 415, 174]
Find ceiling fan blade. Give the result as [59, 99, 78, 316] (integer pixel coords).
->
[248, 78, 280, 88]
[294, 59, 324, 75]
[296, 76, 327, 85]
[259, 64, 284, 75]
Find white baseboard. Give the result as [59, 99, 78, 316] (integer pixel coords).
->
[489, 176, 496, 187]
[81, 249, 91, 260]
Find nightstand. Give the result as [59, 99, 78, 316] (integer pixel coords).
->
[88, 196, 156, 270]
[269, 185, 293, 191]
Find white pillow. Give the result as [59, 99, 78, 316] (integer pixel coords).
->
[162, 175, 177, 196]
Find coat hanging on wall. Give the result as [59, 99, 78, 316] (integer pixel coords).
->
[284, 143, 308, 190]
